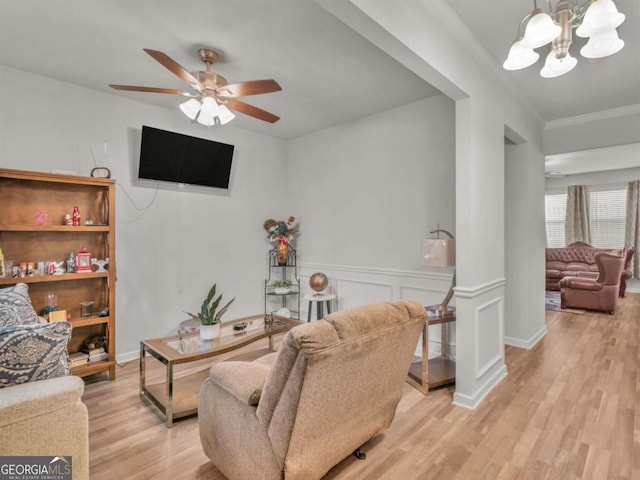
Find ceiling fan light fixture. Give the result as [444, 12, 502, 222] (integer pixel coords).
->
[217, 105, 235, 125]
[179, 98, 201, 120]
[580, 29, 624, 58]
[521, 8, 562, 49]
[540, 50, 577, 78]
[503, 37, 540, 70]
[196, 112, 216, 127]
[576, 0, 625, 37]
[199, 96, 220, 118]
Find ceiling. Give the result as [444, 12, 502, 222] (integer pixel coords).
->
[0, 0, 638, 141]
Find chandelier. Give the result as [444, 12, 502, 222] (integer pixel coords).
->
[503, 0, 625, 78]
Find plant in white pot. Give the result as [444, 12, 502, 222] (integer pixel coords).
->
[271, 279, 293, 295]
[185, 284, 235, 341]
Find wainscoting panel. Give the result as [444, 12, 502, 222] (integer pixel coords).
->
[475, 297, 503, 379]
[298, 262, 455, 358]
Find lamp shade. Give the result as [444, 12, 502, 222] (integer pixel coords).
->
[580, 30, 624, 58]
[576, 0, 625, 37]
[179, 98, 201, 120]
[217, 105, 236, 125]
[421, 238, 455, 267]
[200, 96, 220, 117]
[521, 9, 562, 49]
[540, 50, 577, 78]
[503, 38, 540, 70]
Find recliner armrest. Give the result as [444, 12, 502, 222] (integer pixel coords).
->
[559, 277, 603, 291]
[208, 361, 271, 406]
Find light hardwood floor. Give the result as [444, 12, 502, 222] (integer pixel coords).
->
[84, 293, 639, 479]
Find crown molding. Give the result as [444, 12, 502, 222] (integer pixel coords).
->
[545, 104, 640, 130]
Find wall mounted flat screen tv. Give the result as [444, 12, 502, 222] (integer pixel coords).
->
[139, 125, 234, 189]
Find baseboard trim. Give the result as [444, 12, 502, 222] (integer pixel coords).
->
[505, 325, 547, 350]
[452, 364, 508, 410]
[116, 350, 139, 365]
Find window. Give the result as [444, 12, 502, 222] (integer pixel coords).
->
[589, 188, 626, 248]
[544, 187, 627, 248]
[545, 193, 567, 247]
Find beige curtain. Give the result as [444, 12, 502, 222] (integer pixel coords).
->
[625, 180, 640, 278]
[565, 185, 591, 245]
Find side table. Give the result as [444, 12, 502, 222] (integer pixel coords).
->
[304, 293, 336, 322]
[407, 307, 456, 394]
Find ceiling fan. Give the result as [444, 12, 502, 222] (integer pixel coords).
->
[110, 48, 282, 125]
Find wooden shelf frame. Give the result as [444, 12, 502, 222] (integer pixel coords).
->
[0, 168, 117, 381]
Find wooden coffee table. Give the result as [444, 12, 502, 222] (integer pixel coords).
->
[140, 314, 299, 426]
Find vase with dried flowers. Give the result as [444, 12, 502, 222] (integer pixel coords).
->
[264, 216, 298, 265]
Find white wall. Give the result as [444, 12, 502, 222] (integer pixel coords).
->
[288, 95, 456, 360]
[322, 0, 546, 408]
[505, 143, 547, 348]
[544, 109, 640, 155]
[287, 95, 455, 271]
[0, 64, 287, 359]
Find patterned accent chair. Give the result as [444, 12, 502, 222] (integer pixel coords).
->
[559, 252, 626, 314]
[0, 283, 89, 480]
[198, 300, 425, 480]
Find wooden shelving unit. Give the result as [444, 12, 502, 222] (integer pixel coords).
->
[0, 168, 117, 380]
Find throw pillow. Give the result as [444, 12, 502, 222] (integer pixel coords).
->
[0, 283, 40, 326]
[0, 321, 72, 388]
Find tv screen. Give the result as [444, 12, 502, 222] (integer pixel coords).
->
[139, 125, 234, 189]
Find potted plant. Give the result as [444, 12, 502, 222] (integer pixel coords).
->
[185, 284, 235, 340]
[271, 279, 293, 295]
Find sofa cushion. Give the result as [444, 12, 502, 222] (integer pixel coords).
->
[0, 322, 71, 388]
[0, 284, 40, 327]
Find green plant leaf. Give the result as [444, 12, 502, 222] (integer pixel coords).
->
[214, 297, 236, 322]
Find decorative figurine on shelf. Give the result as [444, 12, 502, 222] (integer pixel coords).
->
[91, 257, 109, 273]
[263, 216, 298, 265]
[76, 248, 91, 273]
[53, 262, 66, 276]
[66, 252, 76, 273]
[72, 206, 81, 226]
[34, 211, 47, 226]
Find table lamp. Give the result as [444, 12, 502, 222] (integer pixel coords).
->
[421, 227, 455, 316]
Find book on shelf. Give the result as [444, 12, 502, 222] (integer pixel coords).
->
[81, 346, 105, 355]
[87, 352, 109, 362]
[69, 351, 89, 367]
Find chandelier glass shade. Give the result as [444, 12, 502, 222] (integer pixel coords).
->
[179, 96, 236, 126]
[503, 0, 625, 78]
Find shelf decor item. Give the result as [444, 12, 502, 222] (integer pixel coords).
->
[264, 216, 298, 265]
[76, 248, 92, 273]
[184, 283, 235, 341]
[309, 272, 328, 293]
[272, 279, 292, 295]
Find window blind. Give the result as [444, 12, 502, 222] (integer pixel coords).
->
[545, 193, 567, 247]
[589, 188, 627, 248]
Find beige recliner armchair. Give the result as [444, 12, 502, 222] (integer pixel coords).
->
[198, 300, 426, 480]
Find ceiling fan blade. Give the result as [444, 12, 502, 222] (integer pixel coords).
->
[109, 85, 195, 96]
[143, 48, 203, 89]
[217, 79, 282, 98]
[225, 98, 280, 123]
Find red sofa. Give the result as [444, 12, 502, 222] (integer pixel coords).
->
[546, 242, 635, 297]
